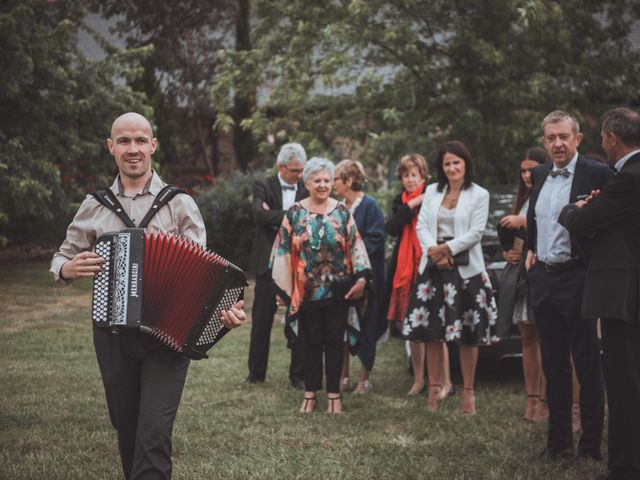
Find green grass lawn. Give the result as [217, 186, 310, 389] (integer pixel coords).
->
[0, 262, 607, 479]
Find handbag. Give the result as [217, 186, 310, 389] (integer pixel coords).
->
[451, 250, 469, 266]
[330, 274, 357, 301]
[439, 237, 469, 266]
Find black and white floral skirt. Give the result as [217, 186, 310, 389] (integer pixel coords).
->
[402, 266, 498, 345]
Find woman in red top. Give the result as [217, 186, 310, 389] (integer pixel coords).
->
[386, 154, 452, 397]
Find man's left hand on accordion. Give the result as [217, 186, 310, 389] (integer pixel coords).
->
[220, 300, 246, 329]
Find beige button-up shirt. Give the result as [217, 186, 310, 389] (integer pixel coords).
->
[50, 172, 206, 284]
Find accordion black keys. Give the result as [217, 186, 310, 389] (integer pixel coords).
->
[92, 228, 247, 359]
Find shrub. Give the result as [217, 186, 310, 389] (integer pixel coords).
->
[195, 170, 260, 270]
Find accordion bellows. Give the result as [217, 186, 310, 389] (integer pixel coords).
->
[92, 228, 247, 359]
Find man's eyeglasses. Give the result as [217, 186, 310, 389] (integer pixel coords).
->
[283, 165, 304, 174]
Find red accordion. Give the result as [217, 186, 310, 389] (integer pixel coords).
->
[91, 228, 247, 359]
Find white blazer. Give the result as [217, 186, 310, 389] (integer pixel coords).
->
[416, 182, 490, 279]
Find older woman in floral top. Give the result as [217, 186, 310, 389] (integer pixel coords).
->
[271, 157, 371, 414]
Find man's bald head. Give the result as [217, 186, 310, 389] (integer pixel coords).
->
[110, 112, 154, 139]
[107, 112, 157, 184]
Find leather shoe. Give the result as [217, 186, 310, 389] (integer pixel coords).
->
[243, 375, 264, 385]
[290, 379, 305, 390]
[576, 450, 602, 462]
[538, 447, 574, 463]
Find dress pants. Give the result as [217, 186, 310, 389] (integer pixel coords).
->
[601, 319, 640, 479]
[93, 327, 190, 480]
[299, 303, 349, 393]
[248, 274, 303, 382]
[529, 264, 604, 456]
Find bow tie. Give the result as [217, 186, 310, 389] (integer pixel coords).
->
[281, 185, 296, 191]
[549, 168, 570, 178]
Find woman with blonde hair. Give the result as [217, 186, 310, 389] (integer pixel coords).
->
[385, 154, 453, 397]
[333, 159, 386, 394]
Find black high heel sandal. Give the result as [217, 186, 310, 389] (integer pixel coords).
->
[299, 396, 317, 413]
[327, 395, 343, 414]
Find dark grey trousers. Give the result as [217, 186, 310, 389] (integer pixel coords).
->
[93, 327, 190, 480]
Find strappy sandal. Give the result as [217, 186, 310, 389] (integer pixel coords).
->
[340, 377, 352, 392]
[460, 387, 476, 415]
[407, 382, 426, 396]
[441, 383, 456, 399]
[427, 384, 443, 411]
[523, 394, 539, 421]
[532, 398, 549, 422]
[299, 395, 317, 413]
[327, 394, 343, 414]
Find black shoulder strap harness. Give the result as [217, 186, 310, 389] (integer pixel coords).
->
[90, 185, 187, 228]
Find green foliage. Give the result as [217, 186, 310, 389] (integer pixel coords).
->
[97, 0, 256, 173]
[211, 0, 640, 186]
[0, 0, 149, 247]
[195, 170, 259, 269]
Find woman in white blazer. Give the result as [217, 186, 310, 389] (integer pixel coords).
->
[403, 141, 497, 414]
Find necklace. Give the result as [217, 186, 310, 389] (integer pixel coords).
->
[444, 188, 460, 209]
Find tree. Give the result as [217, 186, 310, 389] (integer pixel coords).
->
[0, 0, 149, 246]
[97, 0, 257, 174]
[212, 0, 640, 186]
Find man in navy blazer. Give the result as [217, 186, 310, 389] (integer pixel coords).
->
[245, 144, 308, 387]
[559, 107, 640, 480]
[525, 111, 611, 462]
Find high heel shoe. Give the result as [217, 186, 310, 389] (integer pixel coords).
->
[441, 383, 456, 399]
[354, 380, 372, 394]
[407, 382, 426, 396]
[327, 394, 343, 414]
[460, 387, 476, 415]
[340, 377, 352, 392]
[299, 395, 317, 413]
[426, 384, 443, 411]
[532, 398, 548, 422]
[523, 394, 539, 421]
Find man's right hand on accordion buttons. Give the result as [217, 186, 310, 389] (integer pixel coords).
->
[220, 300, 246, 329]
[61, 251, 106, 281]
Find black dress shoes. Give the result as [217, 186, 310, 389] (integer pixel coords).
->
[243, 375, 265, 385]
[576, 449, 603, 462]
[538, 447, 574, 463]
[289, 379, 305, 390]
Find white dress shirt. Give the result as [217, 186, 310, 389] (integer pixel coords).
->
[534, 153, 578, 264]
[278, 173, 298, 211]
[615, 149, 640, 172]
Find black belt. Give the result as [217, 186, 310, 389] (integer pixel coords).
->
[538, 259, 580, 272]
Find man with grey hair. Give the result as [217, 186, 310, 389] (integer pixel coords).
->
[559, 107, 640, 479]
[245, 143, 308, 387]
[525, 110, 611, 462]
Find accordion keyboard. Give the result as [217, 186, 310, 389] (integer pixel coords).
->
[92, 238, 113, 325]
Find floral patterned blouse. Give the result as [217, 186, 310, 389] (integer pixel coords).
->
[271, 201, 371, 320]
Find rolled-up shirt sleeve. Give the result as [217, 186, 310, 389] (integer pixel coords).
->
[50, 197, 101, 284]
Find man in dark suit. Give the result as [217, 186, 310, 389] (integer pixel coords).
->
[559, 107, 640, 480]
[245, 143, 308, 387]
[525, 110, 611, 462]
